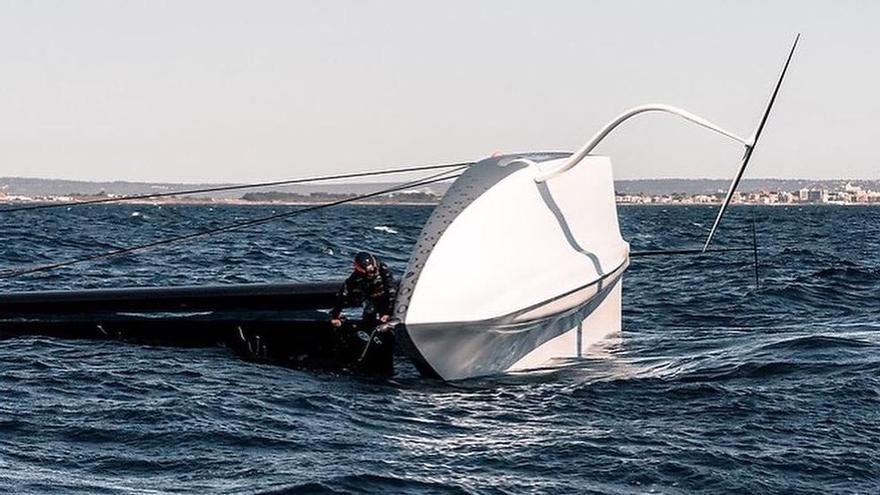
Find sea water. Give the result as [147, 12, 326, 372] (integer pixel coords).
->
[0, 204, 877, 494]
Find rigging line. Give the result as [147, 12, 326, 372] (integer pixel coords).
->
[0, 168, 464, 279]
[0, 161, 475, 214]
[630, 247, 753, 257]
[0, 167, 465, 279]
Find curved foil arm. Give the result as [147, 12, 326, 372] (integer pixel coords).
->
[535, 104, 749, 182]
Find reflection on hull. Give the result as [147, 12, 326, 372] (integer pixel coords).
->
[402, 261, 626, 381]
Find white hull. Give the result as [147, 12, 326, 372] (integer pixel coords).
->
[395, 153, 629, 380]
[508, 278, 623, 372]
[392, 36, 799, 380]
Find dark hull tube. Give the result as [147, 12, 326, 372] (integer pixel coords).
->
[0, 282, 395, 377]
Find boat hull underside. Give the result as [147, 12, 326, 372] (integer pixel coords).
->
[403, 269, 624, 381]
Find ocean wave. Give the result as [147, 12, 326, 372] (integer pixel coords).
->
[372, 225, 399, 234]
[759, 334, 875, 351]
[254, 474, 474, 495]
[810, 265, 880, 282]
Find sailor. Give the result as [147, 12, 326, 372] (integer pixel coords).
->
[330, 252, 397, 328]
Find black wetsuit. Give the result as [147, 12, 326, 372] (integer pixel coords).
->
[330, 263, 397, 326]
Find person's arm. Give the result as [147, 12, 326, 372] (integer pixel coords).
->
[377, 263, 397, 320]
[330, 276, 354, 325]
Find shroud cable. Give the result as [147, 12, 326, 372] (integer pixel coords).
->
[0, 167, 466, 279]
[0, 161, 474, 214]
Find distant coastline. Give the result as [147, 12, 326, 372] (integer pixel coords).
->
[0, 196, 440, 208]
[2, 177, 880, 207]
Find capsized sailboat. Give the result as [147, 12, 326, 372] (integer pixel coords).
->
[392, 35, 798, 380]
[0, 36, 799, 381]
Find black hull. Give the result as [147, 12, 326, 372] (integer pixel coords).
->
[0, 283, 395, 377]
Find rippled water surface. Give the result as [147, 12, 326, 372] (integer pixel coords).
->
[0, 204, 878, 494]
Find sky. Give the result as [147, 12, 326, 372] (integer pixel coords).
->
[0, 1, 876, 182]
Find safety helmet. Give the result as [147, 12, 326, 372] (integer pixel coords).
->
[353, 252, 379, 277]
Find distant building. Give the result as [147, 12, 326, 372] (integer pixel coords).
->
[807, 189, 826, 203]
[844, 182, 862, 194]
[613, 182, 880, 206]
[799, 188, 810, 201]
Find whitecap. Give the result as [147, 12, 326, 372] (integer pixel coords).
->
[373, 225, 398, 234]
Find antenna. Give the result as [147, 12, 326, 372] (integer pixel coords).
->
[702, 34, 800, 251]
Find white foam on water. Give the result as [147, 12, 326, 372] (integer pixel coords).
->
[373, 225, 398, 234]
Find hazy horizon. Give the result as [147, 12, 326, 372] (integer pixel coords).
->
[4, 175, 878, 187]
[2, 1, 876, 182]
